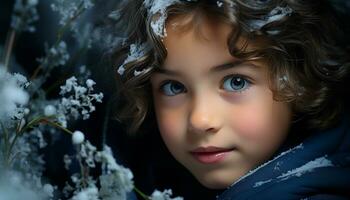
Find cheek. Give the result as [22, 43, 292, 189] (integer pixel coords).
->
[157, 113, 179, 138]
[228, 99, 291, 162]
[154, 103, 184, 143]
[230, 104, 271, 139]
[228, 98, 290, 142]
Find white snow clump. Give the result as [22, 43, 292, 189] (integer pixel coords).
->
[248, 6, 293, 32]
[150, 189, 183, 200]
[117, 43, 148, 75]
[72, 130, 85, 145]
[0, 67, 29, 123]
[143, 0, 180, 37]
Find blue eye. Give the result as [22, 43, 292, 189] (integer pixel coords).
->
[222, 75, 250, 92]
[160, 81, 186, 96]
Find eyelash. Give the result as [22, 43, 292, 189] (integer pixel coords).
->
[158, 74, 252, 96]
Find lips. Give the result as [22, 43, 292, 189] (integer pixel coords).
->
[190, 146, 236, 164]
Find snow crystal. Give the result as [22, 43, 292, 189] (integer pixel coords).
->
[13, 73, 30, 88]
[150, 189, 183, 200]
[253, 179, 272, 188]
[230, 143, 304, 187]
[24, 108, 30, 115]
[42, 184, 54, 197]
[279, 75, 288, 82]
[98, 145, 134, 199]
[72, 131, 85, 145]
[58, 76, 103, 124]
[60, 76, 79, 93]
[266, 30, 281, 35]
[99, 145, 134, 187]
[86, 79, 95, 89]
[118, 43, 148, 75]
[134, 67, 152, 76]
[2, 84, 29, 105]
[117, 66, 125, 75]
[0, 170, 52, 200]
[248, 6, 293, 31]
[217, 1, 223, 8]
[278, 156, 333, 180]
[0, 68, 29, 122]
[273, 161, 283, 171]
[79, 141, 97, 167]
[143, 0, 180, 37]
[71, 185, 99, 200]
[44, 105, 57, 116]
[151, 18, 167, 37]
[63, 142, 137, 199]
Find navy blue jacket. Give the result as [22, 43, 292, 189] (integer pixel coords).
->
[218, 115, 350, 200]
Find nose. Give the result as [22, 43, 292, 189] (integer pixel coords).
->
[188, 95, 222, 134]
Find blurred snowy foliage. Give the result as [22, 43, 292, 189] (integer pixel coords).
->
[0, 0, 183, 199]
[11, 0, 39, 32]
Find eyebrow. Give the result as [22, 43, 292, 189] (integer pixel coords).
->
[154, 60, 258, 76]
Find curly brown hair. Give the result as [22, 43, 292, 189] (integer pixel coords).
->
[113, 0, 350, 135]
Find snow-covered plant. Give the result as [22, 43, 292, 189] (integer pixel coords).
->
[0, 170, 55, 200]
[11, 0, 40, 33]
[51, 0, 94, 27]
[56, 76, 103, 127]
[0, 0, 183, 200]
[63, 136, 134, 199]
[0, 67, 29, 126]
[1, 0, 104, 199]
[63, 131, 182, 200]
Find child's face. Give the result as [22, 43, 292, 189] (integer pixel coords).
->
[150, 16, 292, 189]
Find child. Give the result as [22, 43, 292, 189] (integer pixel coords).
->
[114, 0, 350, 199]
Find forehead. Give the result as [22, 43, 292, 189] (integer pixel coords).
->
[162, 9, 273, 61]
[159, 16, 268, 80]
[163, 17, 232, 69]
[155, 15, 270, 82]
[165, 12, 232, 43]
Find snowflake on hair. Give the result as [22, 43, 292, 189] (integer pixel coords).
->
[248, 6, 293, 33]
[117, 42, 148, 75]
[143, 0, 181, 37]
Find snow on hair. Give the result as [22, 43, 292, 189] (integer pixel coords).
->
[143, 0, 181, 37]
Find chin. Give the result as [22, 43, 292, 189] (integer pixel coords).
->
[195, 174, 234, 190]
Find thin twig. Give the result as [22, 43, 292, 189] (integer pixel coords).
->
[30, 1, 86, 81]
[42, 119, 73, 135]
[134, 186, 151, 200]
[3, 29, 16, 71]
